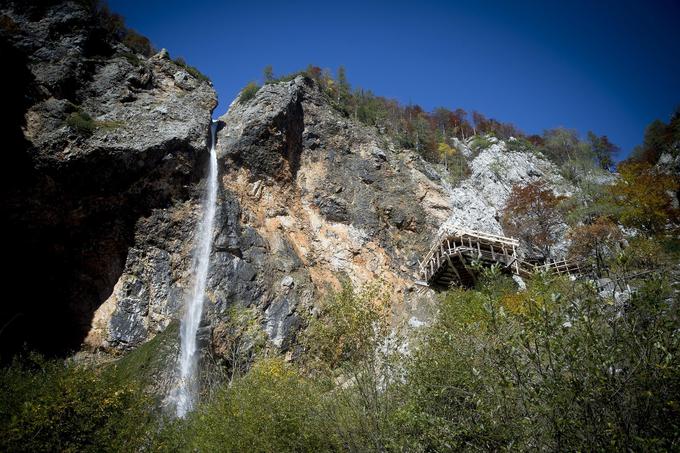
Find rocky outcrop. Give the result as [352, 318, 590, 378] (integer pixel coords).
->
[210, 76, 452, 351]
[1, 2, 584, 367]
[439, 138, 575, 258]
[0, 1, 216, 357]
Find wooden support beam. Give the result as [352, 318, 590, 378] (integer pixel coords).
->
[445, 254, 463, 287]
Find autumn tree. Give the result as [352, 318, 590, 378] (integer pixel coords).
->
[502, 181, 567, 258]
[612, 162, 678, 234]
[567, 216, 623, 274]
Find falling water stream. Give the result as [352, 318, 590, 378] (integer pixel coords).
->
[172, 120, 218, 418]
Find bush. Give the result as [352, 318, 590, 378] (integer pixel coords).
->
[470, 134, 494, 152]
[402, 272, 680, 450]
[66, 110, 96, 135]
[169, 358, 338, 452]
[238, 81, 260, 104]
[173, 56, 210, 82]
[0, 354, 153, 453]
[66, 109, 123, 136]
[505, 136, 536, 153]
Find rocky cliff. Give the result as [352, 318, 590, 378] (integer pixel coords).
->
[1, 1, 575, 365]
[0, 1, 216, 357]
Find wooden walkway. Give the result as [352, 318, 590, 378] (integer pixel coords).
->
[417, 226, 588, 289]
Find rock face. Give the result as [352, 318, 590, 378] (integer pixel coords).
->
[1, 2, 579, 364]
[0, 1, 216, 356]
[208, 76, 453, 351]
[439, 138, 575, 258]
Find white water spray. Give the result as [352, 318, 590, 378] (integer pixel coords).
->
[172, 121, 219, 418]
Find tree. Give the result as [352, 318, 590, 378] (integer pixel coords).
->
[587, 131, 618, 170]
[612, 162, 678, 234]
[541, 128, 582, 164]
[263, 65, 274, 83]
[438, 142, 455, 170]
[567, 216, 622, 274]
[502, 181, 567, 258]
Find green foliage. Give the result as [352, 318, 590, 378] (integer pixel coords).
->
[66, 110, 96, 135]
[103, 321, 178, 389]
[262, 65, 274, 84]
[238, 81, 260, 104]
[470, 134, 494, 152]
[2, 273, 679, 451]
[587, 130, 618, 170]
[505, 136, 536, 153]
[488, 154, 507, 178]
[91, 1, 155, 56]
[162, 358, 338, 452]
[0, 354, 152, 453]
[402, 273, 680, 450]
[122, 29, 153, 56]
[173, 56, 210, 82]
[260, 66, 520, 163]
[303, 282, 390, 371]
[211, 305, 267, 384]
[629, 107, 680, 164]
[613, 161, 678, 234]
[445, 152, 470, 185]
[66, 108, 123, 136]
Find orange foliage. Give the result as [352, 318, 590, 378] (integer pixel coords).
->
[567, 216, 623, 272]
[502, 181, 567, 258]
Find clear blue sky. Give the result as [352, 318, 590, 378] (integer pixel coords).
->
[110, 0, 680, 159]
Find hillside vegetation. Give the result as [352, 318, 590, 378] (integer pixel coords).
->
[2, 5, 679, 448]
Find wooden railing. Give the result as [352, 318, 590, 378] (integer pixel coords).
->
[418, 225, 587, 287]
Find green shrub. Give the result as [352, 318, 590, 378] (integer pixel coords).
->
[402, 272, 680, 450]
[470, 134, 494, 152]
[173, 56, 210, 82]
[505, 136, 536, 153]
[66, 110, 96, 136]
[122, 29, 153, 56]
[0, 354, 153, 453]
[488, 155, 507, 178]
[171, 358, 338, 452]
[238, 81, 260, 104]
[66, 109, 123, 136]
[303, 282, 390, 371]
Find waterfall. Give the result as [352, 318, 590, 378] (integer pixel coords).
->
[172, 120, 219, 418]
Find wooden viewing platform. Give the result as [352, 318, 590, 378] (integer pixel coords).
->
[417, 225, 589, 289]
